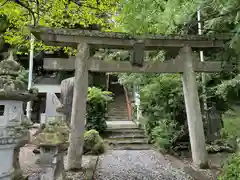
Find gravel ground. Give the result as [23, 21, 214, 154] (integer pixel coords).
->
[20, 144, 97, 180]
[94, 150, 194, 180]
[19, 128, 206, 180]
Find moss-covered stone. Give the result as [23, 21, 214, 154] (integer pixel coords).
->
[5, 117, 32, 141]
[0, 53, 26, 91]
[83, 129, 105, 155]
[33, 118, 69, 146]
[0, 51, 38, 101]
[206, 139, 236, 153]
[30, 25, 231, 41]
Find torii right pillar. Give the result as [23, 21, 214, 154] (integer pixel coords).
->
[180, 46, 208, 168]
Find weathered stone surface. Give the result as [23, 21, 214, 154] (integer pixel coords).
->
[0, 53, 35, 180]
[29, 26, 229, 49]
[43, 56, 230, 73]
[32, 118, 69, 146]
[58, 77, 74, 123]
[30, 26, 231, 41]
[45, 92, 65, 122]
[205, 105, 223, 143]
[32, 118, 70, 180]
[180, 46, 208, 168]
[0, 52, 37, 101]
[66, 43, 89, 170]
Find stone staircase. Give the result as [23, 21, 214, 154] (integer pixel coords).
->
[107, 95, 129, 121]
[105, 121, 151, 150]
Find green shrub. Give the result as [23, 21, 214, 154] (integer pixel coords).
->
[222, 106, 240, 140]
[218, 153, 240, 180]
[206, 139, 236, 153]
[140, 74, 185, 136]
[121, 74, 184, 152]
[119, 72, 240, 153]
[83, 129, 105, 155]
[86, 87, 112, 133]
[151, 119, 179, 153]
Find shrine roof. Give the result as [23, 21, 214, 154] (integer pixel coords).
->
[30, 26, 231, 49]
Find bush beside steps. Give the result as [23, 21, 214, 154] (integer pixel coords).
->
[83, 129, 106, 155]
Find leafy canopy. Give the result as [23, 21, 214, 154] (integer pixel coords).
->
[0, 0, 118, 53]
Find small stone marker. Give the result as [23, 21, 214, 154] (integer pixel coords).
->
[205, 104, 222, 143]
[45, 92, 65, 122]
[45, 92, 62, 117]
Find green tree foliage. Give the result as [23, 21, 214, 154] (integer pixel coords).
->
[140, 74, 185, 134]
[151, 119, 180, 153]
[116, 0, 240, 110]
[0, 0, 118, 53]
[0, 14, 8, 33]
[0, 13, 9, 50]
[86, 87, 113, 133]
[115, 0, 240, 153]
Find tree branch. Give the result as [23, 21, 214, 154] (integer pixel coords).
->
[190, 6, 240, 27]
[205, 6, 240, 21]
[12, 0, 37, 26]
[35, 0, 40, 23]
[204, 28, 238, 34]
[69, 0, 103, 12]
[180, 6, 240, 34]
[0, 0, 9, 6]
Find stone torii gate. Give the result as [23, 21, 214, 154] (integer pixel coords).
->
[30, 26, 231, 169]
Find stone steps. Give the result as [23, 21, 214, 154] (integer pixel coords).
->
[105, 121, 151, 150]
[107, 117, 129, 121]
[107, 113, 129, 117]
[108, 144, 152, 150]
[107, 95, 128, 121]
[107, 138, 148, 144]
[108, 111, 128, 114]
[106, 121, 138, 129]
[106, 138, 151, 150]
[107, 133, 146, 139]
[106, 128, 142, 133]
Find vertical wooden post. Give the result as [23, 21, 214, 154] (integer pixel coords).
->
[180, 46, 208, 168]
[66, 43, 89, 170]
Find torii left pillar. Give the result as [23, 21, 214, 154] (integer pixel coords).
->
[66, 43, 89, 170]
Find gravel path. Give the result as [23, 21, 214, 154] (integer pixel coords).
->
[94, 150, 194, 180]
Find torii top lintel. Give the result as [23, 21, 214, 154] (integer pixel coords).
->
[29, 26, 230, 50]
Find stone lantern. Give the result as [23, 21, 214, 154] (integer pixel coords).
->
[32, 118, 69, 180]
[0, 52, 37, 180]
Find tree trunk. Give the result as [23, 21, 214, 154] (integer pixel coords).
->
[66, 43, 89, 170]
